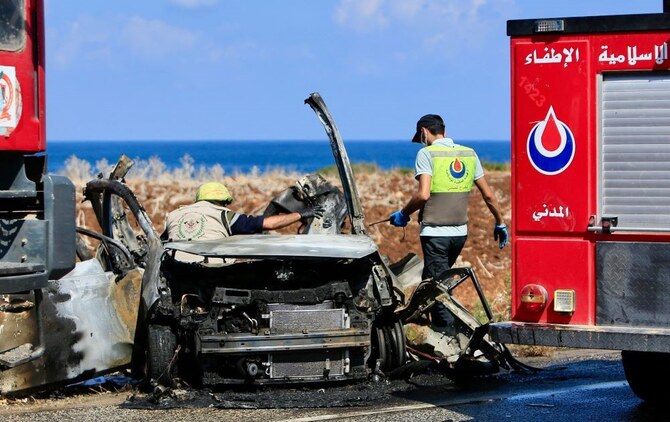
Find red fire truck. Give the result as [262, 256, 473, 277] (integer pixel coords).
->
[0, 1, 146, 395]
[489, 2, 670, 403]
[0, 3, 76, 303]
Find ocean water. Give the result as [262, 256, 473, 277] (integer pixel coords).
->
[47, 139, 510, 174]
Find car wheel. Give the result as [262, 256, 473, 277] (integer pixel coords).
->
[373, 319, 406, 373]
[374, 327, 388, 371]
[622, 350, 670, 403]
[392, 320, 407, 366]
[383, 325, 399, 369]
[147, 324, 177, 386]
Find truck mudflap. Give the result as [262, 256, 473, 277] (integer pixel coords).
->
[489, 322, 670, 353]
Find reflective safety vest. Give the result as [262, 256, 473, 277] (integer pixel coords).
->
[165, 201, 237, 240]
[164, 201, 239, 263]
[420, 144, 477, 226]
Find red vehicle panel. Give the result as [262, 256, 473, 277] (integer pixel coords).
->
[491, 8, 670, 404]
[511, 31, 670, 324]
[513, 238, 594, 324]
[512, 39, 591, 235]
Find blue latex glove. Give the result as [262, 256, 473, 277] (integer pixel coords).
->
[389, 210, 410, 227]
[493, 224, 509, 249]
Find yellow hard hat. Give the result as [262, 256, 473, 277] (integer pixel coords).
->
[196, 182, 233, 204]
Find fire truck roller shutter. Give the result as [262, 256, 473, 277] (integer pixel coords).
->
[600, 73, 670, 231]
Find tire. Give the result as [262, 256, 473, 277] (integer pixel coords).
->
[146, 324, 177, 386]
[372, 319, 406, 373]
[392, 320, 407, 367]
[374, 327, 388, 371]
[622, 350, 670, 403]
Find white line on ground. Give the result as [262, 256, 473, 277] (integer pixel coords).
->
[275, 381, 629, 422]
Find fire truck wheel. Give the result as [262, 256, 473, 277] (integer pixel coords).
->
[622, 350, 670, 403]
[146, 324, 178, 386]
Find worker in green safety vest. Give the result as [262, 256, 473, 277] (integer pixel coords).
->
[390, 114, 508, 285]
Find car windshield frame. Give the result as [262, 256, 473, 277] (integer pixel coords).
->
[304, 92, 367, 235]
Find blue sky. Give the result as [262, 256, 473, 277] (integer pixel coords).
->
[44, 0, 661, 142]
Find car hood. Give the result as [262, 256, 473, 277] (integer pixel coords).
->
[305, 92, 367, 235]
[164, 234, 378, 259]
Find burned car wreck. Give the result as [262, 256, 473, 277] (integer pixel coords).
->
[141, 93, 405, 386]
[129, 93, 519, 387]
[0, 92, 520, 396]
[156, 232, 403, 385]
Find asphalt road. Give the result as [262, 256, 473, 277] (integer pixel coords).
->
[0, 350, 663, 421]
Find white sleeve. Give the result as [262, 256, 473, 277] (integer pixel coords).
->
[473, 152, 485, 180]
[414, 148, 432, 180]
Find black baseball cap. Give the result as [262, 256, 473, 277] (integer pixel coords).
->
[412, 114, 444, 143]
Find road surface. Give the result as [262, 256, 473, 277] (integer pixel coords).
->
[0, 349, 661, 421]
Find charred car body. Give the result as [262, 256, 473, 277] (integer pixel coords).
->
[128, 93, 516, 387]
[143, 94, 406, 385]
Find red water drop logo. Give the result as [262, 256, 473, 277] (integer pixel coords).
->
[453, 159, 462, 172]
[541, 109, 562, 152]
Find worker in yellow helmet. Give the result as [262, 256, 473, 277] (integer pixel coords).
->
[162, 181, 323, 241]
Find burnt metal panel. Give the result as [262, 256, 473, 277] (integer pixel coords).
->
[304, 92, 367, 235]
[270, 350, 345, 379]
[165, 234, 378, 259]
[0, 260, 142, 394]
[199, 330, 370, 354]
[267, 301, 334, 312]
[597, 241, 670, 327]
[211, 283, 352, 306]
[270, 309, 345, 334]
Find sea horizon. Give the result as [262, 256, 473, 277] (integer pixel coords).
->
[47, 139, 511, 175]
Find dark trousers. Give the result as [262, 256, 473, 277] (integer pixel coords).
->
[420, 235, 467, 328]
[420, 235, 468, 281]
